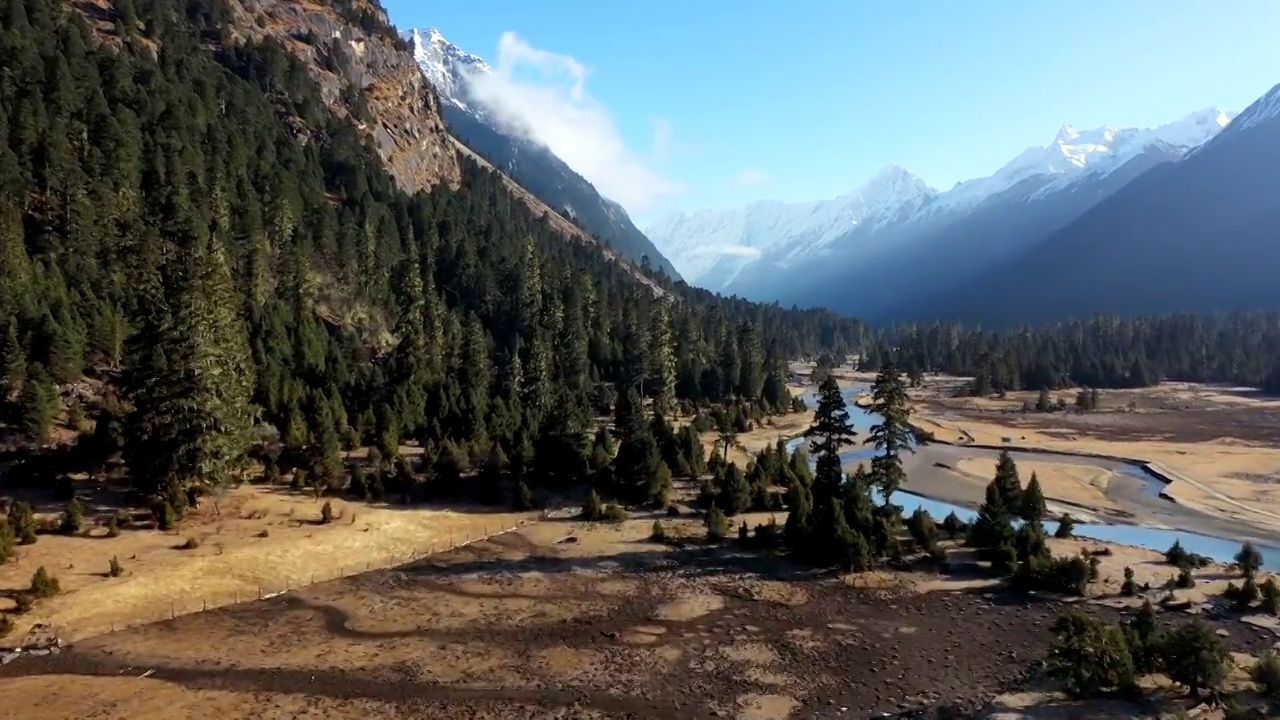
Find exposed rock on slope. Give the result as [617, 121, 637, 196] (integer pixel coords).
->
[219, 0, 461, 191]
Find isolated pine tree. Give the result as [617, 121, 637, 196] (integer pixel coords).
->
[868, 362, 913, 503]
[1020, 471, 1046, 524]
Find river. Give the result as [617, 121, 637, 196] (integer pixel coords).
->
[784, 385, 1280, 570]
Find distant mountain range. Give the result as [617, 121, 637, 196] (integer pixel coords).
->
[410, 28, 681, 279]
[916, 83, 1280, 325]
[646, 105, 1266, 324]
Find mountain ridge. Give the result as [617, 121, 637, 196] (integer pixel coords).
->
[410, 27, 681, 279]
[648, 108, 1235, 293]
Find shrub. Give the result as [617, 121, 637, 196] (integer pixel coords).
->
[738, 521, 749, 542]
[601, 504, 628, 523]
[1047, 611, 1135, 697]
[106, 513, 120, 538]
[8, 502, 37, 545]
[1087, 556, 1101, 582]
[1012, 554, 1091, 596]
[705, 506, 728, 542]
[666, 504, 681, 517]
[154, 501, 177, 531]
[1252, 650, 1280, 699]
[1175, 566, 1195, 589]
[1236, 541, 1263, 580]
[1161, 619, 1230, 696]
[513, 480, 533, 511]
[650, 520, 666, 542]
[1120, 566, 1138, 597]
[929, 545, 948, 564]
[1054, 513, 1076, 539]
[581, 489, 603, 521]
[179, 536, 200, 550]
[320, 500, 334, 524]
[753, 516, 780, 545]
[12, 593, 33, 614]
[108, 555, 123, 577]
[1260, 578, 1280, 614]
[0, 615, 12, 638]
[940, 511, 967, 539]
[906, 508, 939, 552]
[348, 467, 368, 499]
[29, 566, 60, 598]
[59, 498, 84, 535]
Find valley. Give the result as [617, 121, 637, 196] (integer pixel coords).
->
[3, 515, 1278, 720]
[3, 0, 1280, 718]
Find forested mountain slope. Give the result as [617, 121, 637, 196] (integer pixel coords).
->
[0, 0, 863, 510]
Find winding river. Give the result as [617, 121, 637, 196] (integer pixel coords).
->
[785, 386, 1280, 571]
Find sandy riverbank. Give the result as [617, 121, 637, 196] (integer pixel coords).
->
[906, 376, 1280, 540]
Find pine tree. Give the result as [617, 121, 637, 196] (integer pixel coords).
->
[991, 450, 1023, 510]
[646, 298, 677, 416]
[868, 362, 913, 503]
[806, 375, 856, 498]
[1020, 471, 1046, 524]
[0, 317, 25, 400]
[612, 389, 662, 503]
[717, 462, 751, 515]
[969, 479, 1015, 561]
[18, 367, 57, 443]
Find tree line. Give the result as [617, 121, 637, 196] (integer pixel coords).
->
[865, 313, 1280, 392]
[0, 0, 862, 515]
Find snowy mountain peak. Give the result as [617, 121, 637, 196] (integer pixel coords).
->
[409, 27, 491, 107]
[1222, 85, 1280, 134]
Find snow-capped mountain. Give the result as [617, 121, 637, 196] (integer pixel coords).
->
[910, 83, 1280, 326]
[648, 109, 1234, 296]
[408, 28, 681, 279]
[647, 165, 936, 289]
[411, 27, 491, 112]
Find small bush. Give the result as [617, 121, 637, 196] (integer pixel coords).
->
[514, 480, 533, 511]
[108, 555, 123, 577]
[256, 529, 270, 538]
[581, 489, 604, 521]
[1260, 578, 1280, 614]
[601, 504, 628, 523]
[753, 516, 781, 545]
[12, 593, 33, 614]
[8, 502, 37, 545]
[320, 500, 334, 524]
[928, 545, 948, 564]
[59, 498, 84, 535]
[1252, 650, 1280, 699]
[0, 615, 12, 638]
[650, 520, 666, 542]
[738, 521, 749, 542]
[705, 506, 728, 542]
[1175, 565, 1195, 589]
[1054, 513, 1076, 539]
[155, 501, 177, 531]
[106, 513, 120, 538]
[1120, 566, 1138, 597]
[179, 536, 200, 550]
[941, 511, 967, 539]
[29, 566, 60, 598]
[1236, 541, 1264, 580]
[665, 504, 681, 517]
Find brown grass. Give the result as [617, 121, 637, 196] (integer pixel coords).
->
[0, 485, 530, 644]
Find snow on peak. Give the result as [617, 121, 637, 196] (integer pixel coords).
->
[409, 27, 491, 108]
[646, 166, 937, 286]
[1223, 84, 1280, 134]
[937, 108, 1234, 210]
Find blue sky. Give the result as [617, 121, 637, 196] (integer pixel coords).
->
[384, 0, 1280, 223]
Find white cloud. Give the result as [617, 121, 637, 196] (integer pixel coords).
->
[463, 32, 682, 213]
[733, 169, 769, 187]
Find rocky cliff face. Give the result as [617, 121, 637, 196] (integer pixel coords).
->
[222, 0, 461, 190]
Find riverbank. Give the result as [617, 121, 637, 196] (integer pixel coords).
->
[907, 379, 1280, 541]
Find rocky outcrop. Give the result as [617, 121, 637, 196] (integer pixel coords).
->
[222, 0, 461, 190]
